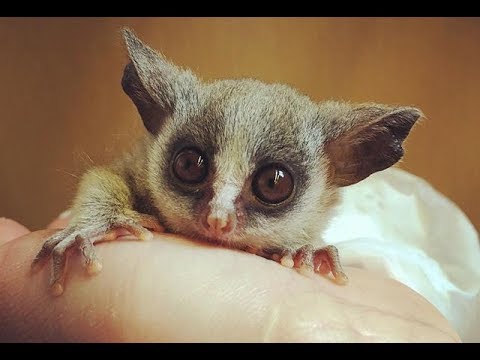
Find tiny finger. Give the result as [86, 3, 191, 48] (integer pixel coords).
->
[138, 214, 165, 233]
[76, 235, 103, 276]
[50, 236, 76, 296]
[280, 253, 294, 268]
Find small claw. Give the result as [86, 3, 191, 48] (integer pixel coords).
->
[50, 282, 64, 297]
[333, 271, 349, 285]
[86, 259, 103, 275]
[30, 260, 43, 274]
[137, 229, 153, 241]
[280, 254, 294, 268]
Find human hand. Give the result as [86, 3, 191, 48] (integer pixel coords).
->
[0, 214, 461, 342]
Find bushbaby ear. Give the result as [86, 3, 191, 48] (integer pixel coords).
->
[323, 103, 422, 187]
[121, 28, 199, 134]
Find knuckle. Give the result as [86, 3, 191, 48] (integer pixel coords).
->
[41, 241, 53, 251]
[52, 244, 66, 257]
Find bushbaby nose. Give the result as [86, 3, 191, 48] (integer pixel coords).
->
[206, 212, 235, 237]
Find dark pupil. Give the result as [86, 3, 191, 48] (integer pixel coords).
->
[268, 178, 275, 189]
[180, 158, 193, 171]
[254, 166, 293, 204]
[174, 149, 207, 184]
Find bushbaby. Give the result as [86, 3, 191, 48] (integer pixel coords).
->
[32, 28, 421, 296]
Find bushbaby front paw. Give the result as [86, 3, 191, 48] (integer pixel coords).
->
[278, 245, 348, 285]
[31, 212, 163, 296]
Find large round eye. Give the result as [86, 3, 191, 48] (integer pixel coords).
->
[173, 148, 208, 184]
[252, 164, 294, 205]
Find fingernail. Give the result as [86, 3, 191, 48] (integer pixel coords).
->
[50, 282, 64, 297]
[139, 231, 153, 241]
[280, 255, 294, 268]
[87, 260, 103, 275]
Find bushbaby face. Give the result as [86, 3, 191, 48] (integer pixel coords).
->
[121, 29, 421, 252]
[146, 79, 336, 252]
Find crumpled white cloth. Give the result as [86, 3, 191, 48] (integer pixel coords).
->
[323, 167, 480, 342]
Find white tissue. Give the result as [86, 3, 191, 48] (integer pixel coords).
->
[323, 167, 480, 342]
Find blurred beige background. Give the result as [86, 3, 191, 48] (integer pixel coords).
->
[0, 17, 479, 231]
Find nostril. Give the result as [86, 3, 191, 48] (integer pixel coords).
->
[205, 213, 235, 235]
[206, 216, 219, 231]
[221, 214, 234, 233]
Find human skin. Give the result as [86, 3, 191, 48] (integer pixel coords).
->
[0, 215, 461, 342]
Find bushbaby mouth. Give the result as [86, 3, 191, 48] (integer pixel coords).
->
[196, 230, 235, 245]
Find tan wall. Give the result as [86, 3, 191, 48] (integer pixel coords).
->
[1, 17, 479, 231]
